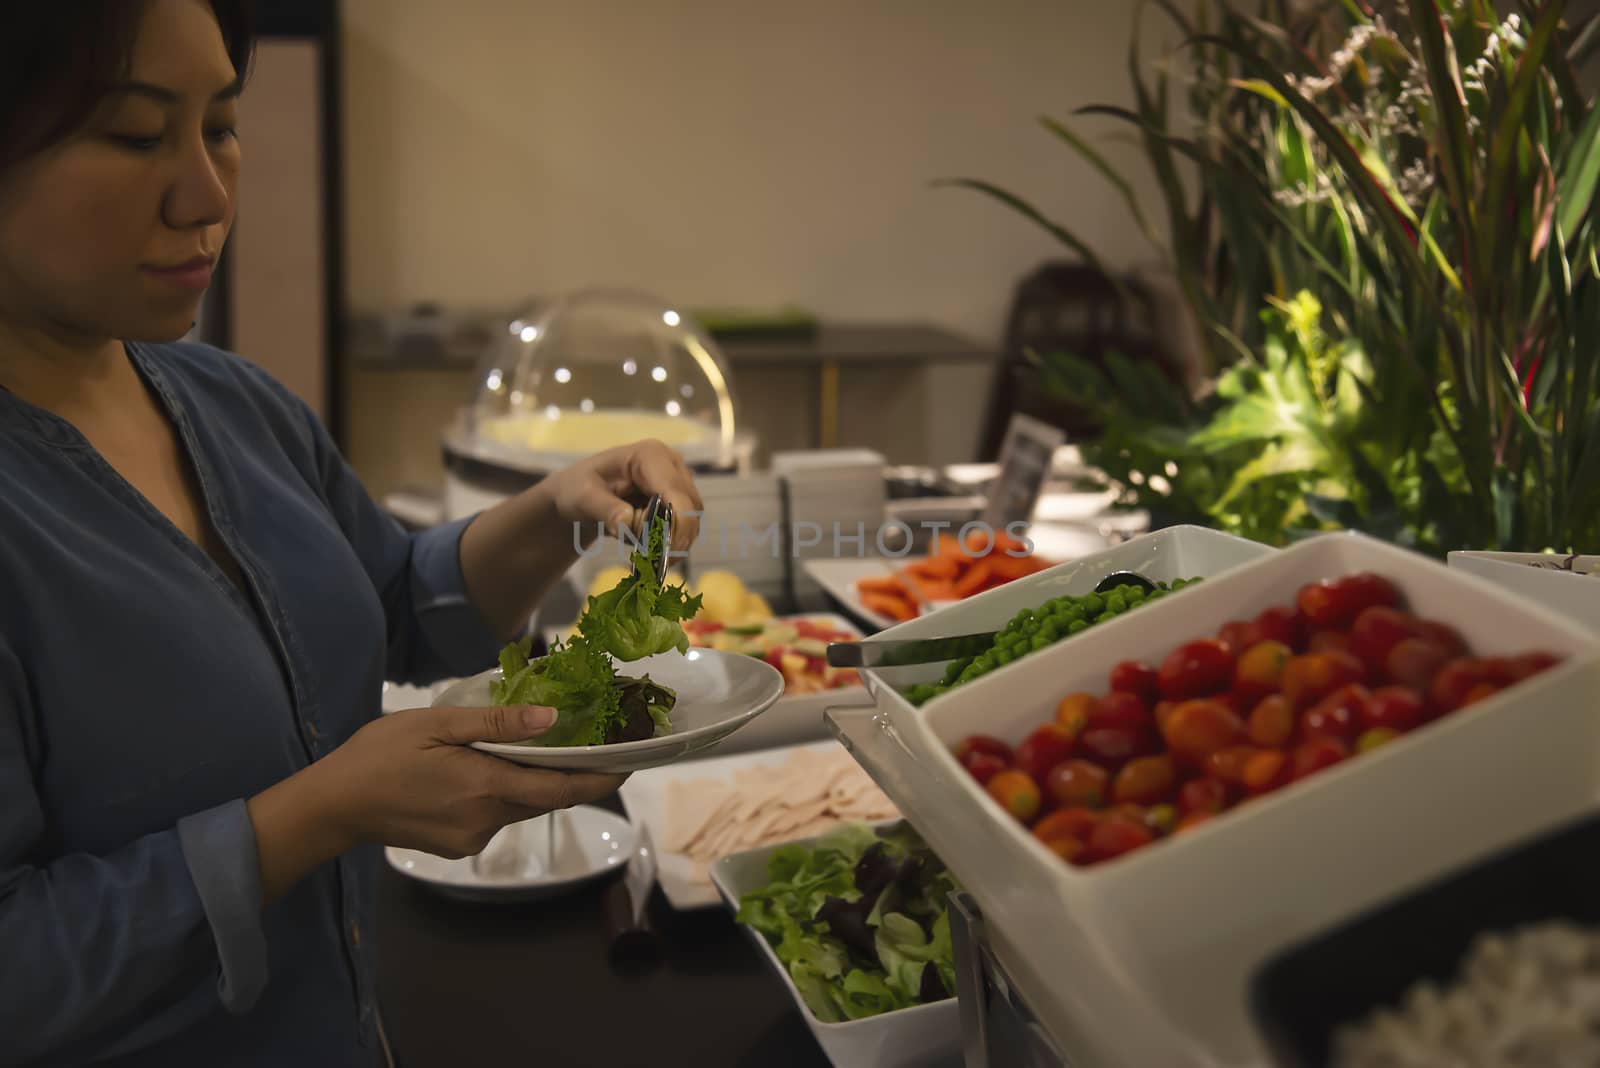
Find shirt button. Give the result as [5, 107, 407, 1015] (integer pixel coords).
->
[351, 921, 362, 947]
[306, 721, 321, 740]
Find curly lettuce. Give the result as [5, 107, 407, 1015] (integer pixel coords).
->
[576, 545, 703, 661]
[490, 634, 624, 747]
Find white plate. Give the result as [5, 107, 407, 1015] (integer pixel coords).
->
[383, 805, 635, 904]
[1448, 550, 1600, 633]
[801, 527, 1108, 631]
[866, 531, 1600, 1066]
[431, 648, 785, 773]
[709, 825, 963, 1068]
[617, 739, 893, 909]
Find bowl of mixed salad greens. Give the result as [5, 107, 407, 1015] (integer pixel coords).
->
[710, 821, 963, 1067]
[434, 516, 785, 773]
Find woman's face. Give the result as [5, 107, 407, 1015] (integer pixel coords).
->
[0, 0, 241, 346]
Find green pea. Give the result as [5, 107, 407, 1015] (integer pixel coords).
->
[994, 650, 1014, 667]
[1039, 622, 1060, 642]
[1030, 633, 1051, 651]
[1068, 619, 1089, 634]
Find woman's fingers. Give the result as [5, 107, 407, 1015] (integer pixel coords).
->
[626, 441, 702, 553]
[420, 704, 557, 746]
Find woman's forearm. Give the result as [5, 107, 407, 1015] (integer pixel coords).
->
[457, 480, 582, 641]
[246, 761, 357, 907]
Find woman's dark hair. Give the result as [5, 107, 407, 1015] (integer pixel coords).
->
[0, 1, 255, 171]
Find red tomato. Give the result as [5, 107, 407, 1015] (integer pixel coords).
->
[1504, 651, 1560, 683]
[1112, 755, 1178, 805]
[1349, 606, 1421, 666]
[1014, 724, 1078, 783]
[1356, 727, 1400, 753]
[1153, 700, 1178, 735]
[1384, 638, 1453, 693]
[1161, 699, 1244, 766]
[1361, 686, 1425, 732]
[1462, 682, 1502, 707]
[1032, 807, 1099, 843]
[1216, 620, 1260, 656]
[1088, 691, 1150, 732]
[1055, 692, 1099, 735]
[1158, 639, 1237, 700]
[1176, 810, 1216, 834]
[1340, 572, 1401, 617]
[1247, 693, 1296, 748]
[1308, 630, 1354, 656]
[1108, 660, 1161, 704]
[1040, 836, 1084, 864]
[1415, 620, 1467, 656]
[1241, 750, 1291, 794]
[1178, 777, 1228, 815]
[1291, 737, 1350, 780]
[1078, 726, 1151, 769]
[986, 770, 1041, 822]
[1045, 760, 1110, 808]
[1429, 658, 1496, 714]
[1296, 581, 1345, 630]
[962, 751, 1009, 786]
[1087, 813, 1155, 860]
[1302, 684, 1371, 742]
[1235, 640, 1293, 703]
[955, 734, 1013, 765]
[1281, 651, 1366, 709]
[1145, 803, 1178, 835]
[1205, 745, 1259, 786]
[1254, 604, 1308, 652]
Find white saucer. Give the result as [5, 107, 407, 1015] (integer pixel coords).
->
[384, 805, 636, 903]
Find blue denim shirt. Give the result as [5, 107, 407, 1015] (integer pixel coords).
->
[0, 342, 502, 1066]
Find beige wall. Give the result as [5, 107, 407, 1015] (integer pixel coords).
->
[340, 0, 1183, 340]
[338, 1, 1190, 494]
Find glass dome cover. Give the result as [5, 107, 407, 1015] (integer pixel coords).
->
[457, 288, 740, 473]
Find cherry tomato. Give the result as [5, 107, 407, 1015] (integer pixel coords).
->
[1161, 699, 1244, 766]
[1205, 745, 1259, 786]
[1384, 638, 1452, 693]
[1045, 760, 1110, 808]
[1415, 620, 1467, 656]
[1349, 606, 1421, 666]
[1088, 691, 1150, 732]
[1302, 683, 1370, 742]
[1247, 693, 1296, 748]
[1339, 572, 1401, 617]
[1014, 724, 1078, 783]
[1242, 750, 1291, 794]
[1504, 651, 1560, 682]
[1112, 754, 1178, 804]
[986, 770, 1042, 822]
[1281, 650, 1366, 709]
[1235, 640, 1293, 704]
[1429, 658, 1496, 714]
[1462, 682, 1502, 707]
[1296, 581, 1345, 630]
[1153, 700, 1178, 735]
[1176, 810, 1216, 834]
[1254, 604, 1308, 652]
[1217, 620, 1260, 657]
[1356, 727, 1400, 753]
[1158, 639, 1237, 700]
[1108, 661, 1161, 704]
[1032, 807, 1099, 843]
[1178, 776, 1228, 815]
[1361, 685, 1425, 732]
[962, 751, 1009, 785]
[955, 734, 1013, 765]
[1039, 836, 1084, 864]
[1145, 803, 1178, 835]
[1087, 813, 1155, 860]
[1291, 737, 1350, 780]
[1055, 692, 1099, 735]
[1308, 630, 1354, 656]
[1078, 726, 1151, 769]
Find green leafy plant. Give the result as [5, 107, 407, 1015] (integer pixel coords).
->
[950, 0, 1600, 554]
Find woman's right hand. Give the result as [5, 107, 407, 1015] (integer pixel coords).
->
[319, 704, 627, 859]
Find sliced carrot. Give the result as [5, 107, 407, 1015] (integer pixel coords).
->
[856, 575, 907, 595]
[906, 554, 961, 580]
[989, 554, 1044, 581]
[911, 578, 959, 601]
[861, 591, 917, 622]
[991, 529, 1030, 556]
[953, 559, 995, 598]
[932, 533, 965, 560]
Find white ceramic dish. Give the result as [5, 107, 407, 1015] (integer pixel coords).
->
[617, 739, 897, 909]
[876, 531, 1600, 1067]
[801, 526, 1109, 632]
[709, 826, 963, 1068]
[384, 805, 635, 904]
[431, 648, 784, 773]
[1448, 550, 1600, 632]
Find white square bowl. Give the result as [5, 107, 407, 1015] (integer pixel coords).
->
[708, 827, 963, 1068]
[904, 531, 1600, 1066]
[1448, 550, 1600, 632]
[863, 525, 1278, 770]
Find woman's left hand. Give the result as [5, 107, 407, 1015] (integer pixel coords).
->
[545, 438, 704, 554]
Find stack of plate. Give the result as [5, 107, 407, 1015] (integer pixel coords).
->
[682, 472, 787, 604]
[772, 450, 888, 609]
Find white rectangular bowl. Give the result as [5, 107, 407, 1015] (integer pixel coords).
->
[1448, 550, 1600, 633]
[863, 525, 1278, 772]
[709, 828, 963, 1068]
[902, 531, 1600, 1066]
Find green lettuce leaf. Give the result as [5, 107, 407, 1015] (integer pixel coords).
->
[577, 550, 703, 661]
[489, 636, 622, 747]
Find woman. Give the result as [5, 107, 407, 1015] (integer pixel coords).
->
[0, 2, 703, 1065]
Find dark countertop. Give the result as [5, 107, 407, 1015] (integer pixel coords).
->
[375, 797, 829, 1068]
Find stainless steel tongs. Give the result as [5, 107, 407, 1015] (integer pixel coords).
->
[629, 495, 675, 590]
